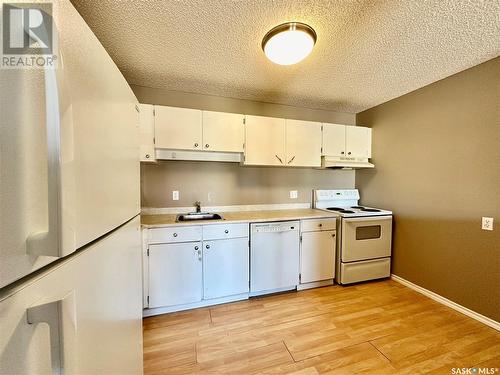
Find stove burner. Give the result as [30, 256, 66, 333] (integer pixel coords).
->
[351, 206, 365, 209]
[361, 208, 381, 212]
[338, 209, 355, 214]
[326, 207, 344, 211]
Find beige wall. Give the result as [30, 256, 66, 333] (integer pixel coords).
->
[134, 85, 357, 208]
[356, 57, 500, 321]
[141, 161, 354, 207]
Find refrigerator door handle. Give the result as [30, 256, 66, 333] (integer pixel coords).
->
[27, 291, 76, 375]
[26, 21, 63, 258]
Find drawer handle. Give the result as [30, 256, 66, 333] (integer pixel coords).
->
[318, 223, 323, 227]
[206, 245, 210, 249]
[224, 230, 229, 234]
[173, 233, 178, 237]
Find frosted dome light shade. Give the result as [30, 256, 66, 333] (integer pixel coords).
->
[262, 23, 316, 65]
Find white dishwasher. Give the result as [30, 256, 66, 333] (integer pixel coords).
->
[250, 221, 300, 296]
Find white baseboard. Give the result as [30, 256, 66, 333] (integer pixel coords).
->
[143, 293, 249, 317]
[391, 274, 499, 331]
[297, 279, 334, 290]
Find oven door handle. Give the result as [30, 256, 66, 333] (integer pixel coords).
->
[343, 216, 392, 223]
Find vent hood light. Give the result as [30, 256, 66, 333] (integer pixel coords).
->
[262, 22, 317, 65]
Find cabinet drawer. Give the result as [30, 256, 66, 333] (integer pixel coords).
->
[203, 223, 249, 240]
[148, 226, 202, 244]
[301, 218, 336, 232]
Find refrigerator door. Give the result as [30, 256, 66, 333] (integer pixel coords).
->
[0, 1, 139, 287]
[0, 216, 143, 375]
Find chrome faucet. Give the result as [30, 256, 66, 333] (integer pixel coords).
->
[194, 201, 201, 213]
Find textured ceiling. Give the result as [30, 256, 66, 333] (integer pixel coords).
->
[71, 0, 500, 113]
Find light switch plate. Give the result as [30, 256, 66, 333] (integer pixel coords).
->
[289, 190, 298, 199]
[172, 191, 179, 201]
[481, 217, 493, 231]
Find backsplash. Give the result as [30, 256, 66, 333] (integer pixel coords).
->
[141, 161, 355, 208]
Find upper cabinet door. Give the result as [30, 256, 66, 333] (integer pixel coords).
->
[244, 115, 286, 166]
[154, 106, 202, 151]
[322, 123, 346, 157]
[202, 111, 244, 152]
[285, 120, 322, 167]
[345, 126, 372, 158]
[138, 104, 155, 162]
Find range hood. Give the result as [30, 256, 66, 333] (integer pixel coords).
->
[155, 149, 242, 163]
[321, 156, 374, 169]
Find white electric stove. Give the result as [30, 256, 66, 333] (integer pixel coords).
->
[313, 189, 393, 285]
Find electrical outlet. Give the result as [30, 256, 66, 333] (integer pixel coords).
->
[172, 191, 179, 201]
[481, 217, 493, 231]
[289, 190, 298, 199]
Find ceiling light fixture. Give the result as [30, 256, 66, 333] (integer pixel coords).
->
[262, 22, 317, 65]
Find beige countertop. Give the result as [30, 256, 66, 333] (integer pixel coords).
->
[141, 208, 338, 228]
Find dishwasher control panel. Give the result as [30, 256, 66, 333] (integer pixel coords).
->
[251, 222, 298, 233]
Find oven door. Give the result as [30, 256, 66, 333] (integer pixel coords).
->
[341, 216, 392, 262]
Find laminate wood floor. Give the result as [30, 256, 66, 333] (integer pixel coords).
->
[143, 280, 500, 374]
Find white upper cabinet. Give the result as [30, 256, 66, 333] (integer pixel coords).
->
[346, 126, 372, 158]
[285, 120, 322, 167]
[322, 123, 346, 157]
[244, 116, 322, 167]
[322, 124, 372, 159]
[154, 106, 203, 151]
[138, 104, 156, 162]
[244, 115, 286, 166]
[202, 111, 244, 152]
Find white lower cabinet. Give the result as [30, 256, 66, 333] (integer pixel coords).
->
[148, 241, 203, 308]
[203, 238, 249, 299]
[301, 231, 336, 283]
[145, 223, 250, 312]
[300, 218, 336, 285]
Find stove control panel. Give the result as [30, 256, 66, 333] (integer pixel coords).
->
[315, 189, 360, 201]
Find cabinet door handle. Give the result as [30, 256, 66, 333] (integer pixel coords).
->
[275, 154, 283, 164]
[348, 152, 352, 155]
[145, 154, 150, 159]
[194, 246, 199, 250]
[206, 245, 210, 249]
[194, 143, 199, 148]
[341, 151, 345, 155]
[205, 144, 209, 148]
[287, 155, 296, 164]
[332, 233, 336, 237]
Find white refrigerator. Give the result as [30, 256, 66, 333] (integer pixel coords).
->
[1, 1, 143, 374]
